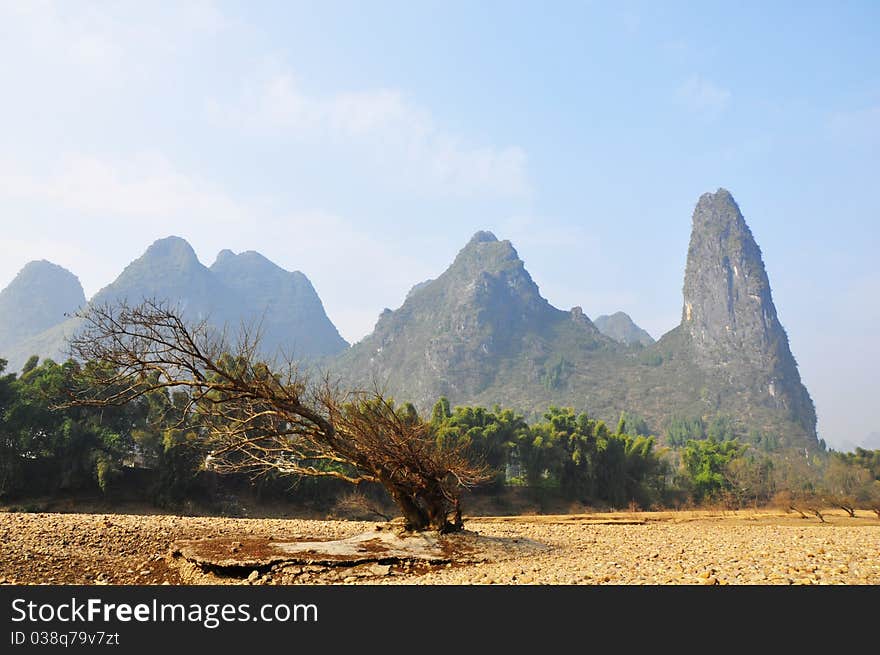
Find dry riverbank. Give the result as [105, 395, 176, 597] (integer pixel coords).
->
[1, 509, 878, 585]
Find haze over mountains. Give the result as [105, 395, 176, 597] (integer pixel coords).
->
[594, 312, 654, 346]
[0, 236, 347, 370]
[0, 260, 86, 357]
[0, 189, 819, 450]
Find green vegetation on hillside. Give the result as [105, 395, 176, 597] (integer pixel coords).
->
[2, 357, 874, 517]
[333, 201, 819, 451]
[3, 189, 822, 454]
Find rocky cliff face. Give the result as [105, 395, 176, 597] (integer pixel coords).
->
[0, 261, 85, 357]
[334, 191, 819, 449]
[334, 231, 608, 407]
[2, 192, 820, 450]
[680, 188, 816, 438]
[683, 189, 776, 367]
[210, 249, 348, 358]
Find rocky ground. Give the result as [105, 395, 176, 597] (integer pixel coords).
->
[1, 509, 878, 585]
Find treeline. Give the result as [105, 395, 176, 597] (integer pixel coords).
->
[430, 399, 880, 514]
[430, 399, 667, 508]
[0, 356, 206, 504]
[1, 356, 879, 516]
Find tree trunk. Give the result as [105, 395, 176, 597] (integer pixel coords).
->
[384, 482, 430, 531]
[380, 478, 461, 533]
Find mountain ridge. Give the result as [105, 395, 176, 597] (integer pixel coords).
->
[0, 260, 85, 358]
[1, 190, 820, 450]
[1, 236, 348, 370]
[332, 190, 818, 449]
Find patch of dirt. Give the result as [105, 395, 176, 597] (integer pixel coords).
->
[170, 525, 549, 584]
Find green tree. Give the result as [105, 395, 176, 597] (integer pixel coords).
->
[835, 448, 880, 479]
[0, 359, 21, 496]
[680, 438, 746, 503]
[6, 358, 135, 493]
[431, 402, 528, 488]
[540, 356, 568, 390]
[707, 415, 736, 441]
[430, 397, 451, 425]
[618, 411, 650, 436]
[666, 416, 705, 447]
[522, 407, 667, 508]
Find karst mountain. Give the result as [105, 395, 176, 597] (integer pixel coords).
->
[594, 312, 654, 346]
[0, 189, 818, 448]
[0, 237, 347, 371]
[334, 189, 817, 448]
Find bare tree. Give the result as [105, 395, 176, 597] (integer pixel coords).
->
[723, 456, 774, 509]
[772, 489, 824, 522]
[773, 490, 807, 518]
[65, 300, 489, 532]
[869, 481, 880, 520]
[824, 457, 873, 518]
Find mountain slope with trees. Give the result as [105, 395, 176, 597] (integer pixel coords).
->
[334, 190, 818, 450]
[1, 190, 820, 451]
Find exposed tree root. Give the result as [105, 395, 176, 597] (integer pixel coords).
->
[169, 524, 548, 584]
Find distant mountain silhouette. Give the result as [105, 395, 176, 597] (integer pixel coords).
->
[2, 190, 820, 450]
[1, 237, 347, 371]
[0, 260, 85, 358]
[594, 312, 654, 346]
[210, 248, 347, 357]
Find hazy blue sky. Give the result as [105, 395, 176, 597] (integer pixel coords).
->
[0, 1, 877, 448]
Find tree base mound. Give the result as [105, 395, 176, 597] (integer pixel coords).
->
[169, 523, 548, 584]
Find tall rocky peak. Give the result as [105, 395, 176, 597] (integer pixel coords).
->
[681, 188, 816, 436]
[142, 235, 200, 263]
[469, 230, 499, 244]
[0, 261, 85, 354]
[389, 230, 557, 339]
[440, 231, 549, 314]
[337, 230, 605, 408]
[682, 189, 779, 365]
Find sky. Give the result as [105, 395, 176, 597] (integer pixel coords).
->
[0, 1, 877, 449]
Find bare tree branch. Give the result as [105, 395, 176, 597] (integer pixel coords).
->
[64, 300, 489, 531]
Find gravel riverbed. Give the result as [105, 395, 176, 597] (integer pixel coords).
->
[1, 510, 878, 585]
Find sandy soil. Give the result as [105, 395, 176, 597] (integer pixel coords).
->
[1, 509, 878, 585]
